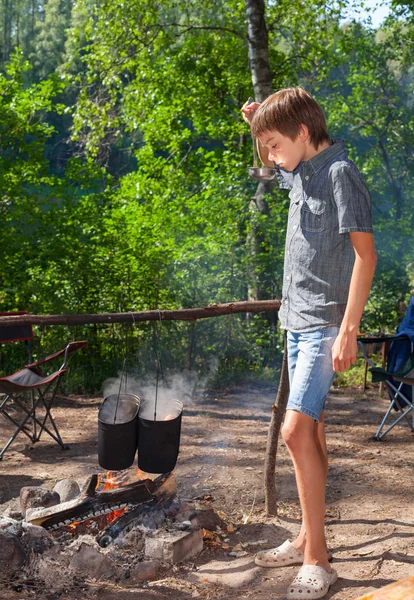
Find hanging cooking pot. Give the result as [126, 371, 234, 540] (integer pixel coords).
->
[98, 393, 140, 471]
[137, 396, 183, 474]
[98, 361, 140, 471]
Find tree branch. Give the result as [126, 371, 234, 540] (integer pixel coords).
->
[0, 300, 281, 327]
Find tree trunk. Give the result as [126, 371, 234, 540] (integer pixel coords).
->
[245, 0, 272, 103]
[264, 331, 289, 514]
[244, 0, 277, 301]
[244, 0, 289, 514]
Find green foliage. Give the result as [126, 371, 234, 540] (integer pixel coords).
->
[0, 1, 412, 392]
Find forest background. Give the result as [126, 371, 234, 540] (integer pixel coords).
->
[0, 0, 413, 392]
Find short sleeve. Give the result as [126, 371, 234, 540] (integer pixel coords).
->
[331, 163, 373, 234]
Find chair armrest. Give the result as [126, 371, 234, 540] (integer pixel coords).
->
[26, 340, 88, 370]
[357, 335, 399, 344]
[358, 334, 411, 370]
[357, 340, 377, 368]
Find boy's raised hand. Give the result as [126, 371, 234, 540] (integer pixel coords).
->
[241, 99, 261, 125]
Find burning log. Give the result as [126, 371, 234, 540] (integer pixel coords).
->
[27, 474, 160, 530]
[97, 473, 177, 547]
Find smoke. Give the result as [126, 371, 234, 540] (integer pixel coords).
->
[102, 361, 217, 420]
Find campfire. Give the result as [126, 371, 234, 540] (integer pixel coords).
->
[26, 470, 174, 534]
[0, 467, 222, 594]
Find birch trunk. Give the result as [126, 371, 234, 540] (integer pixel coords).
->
[244, 0, 289, 515]
[244, 0, 277, 301]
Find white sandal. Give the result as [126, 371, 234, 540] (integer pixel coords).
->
[255, 540, 305, 567]
[255, 540, 333, 568]
[287, 565, 338, 599]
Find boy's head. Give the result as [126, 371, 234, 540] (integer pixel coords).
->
[251, 87, 330, 171]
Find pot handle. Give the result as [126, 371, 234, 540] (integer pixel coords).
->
[113, 358, 128, 424]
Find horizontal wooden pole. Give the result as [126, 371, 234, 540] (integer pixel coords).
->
[0, 300, 281, 327]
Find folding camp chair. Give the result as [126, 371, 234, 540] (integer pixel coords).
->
[0, 311, 88, 459]
[358, 297, 414, 440]
[358, 335, 414, 440]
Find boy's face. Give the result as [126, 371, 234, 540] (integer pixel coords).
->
[258, 129, 306, 172]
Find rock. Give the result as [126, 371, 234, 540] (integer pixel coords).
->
[188, 556, 260, 588]
[53, 479, 80, 503]
[190, 509, 224, 531]
[0, 531, 26, 576]
[22, 523, 51, 537]
[3, 501, 23, 520]
[21, 525, 54, 554]
[174, 510, 196, 523]
[7, 510, 23, 520]
[129, 560, 159, 581]
[175, 501, 194, 515]
[69, 542, 115, 580]
[20, 487, 60, 517]
[121, 529, 145, 551]
[145, 529, 203, 565]
[0, 516, 24, 536]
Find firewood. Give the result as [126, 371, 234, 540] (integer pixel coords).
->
[351, 577, 414, 599]
[27, 478, 157, 529]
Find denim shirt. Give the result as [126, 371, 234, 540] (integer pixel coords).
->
[277, 139, 373, 333]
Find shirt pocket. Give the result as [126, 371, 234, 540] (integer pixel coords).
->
[301, 196, 327, 233]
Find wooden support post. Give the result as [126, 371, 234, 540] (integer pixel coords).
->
[264, 331, 289, 516]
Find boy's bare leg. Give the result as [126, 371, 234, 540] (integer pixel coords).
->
[282, 409, 332, 572]
[290, 412, 328, 553]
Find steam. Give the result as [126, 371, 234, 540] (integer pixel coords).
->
[102, 363, 217, 420]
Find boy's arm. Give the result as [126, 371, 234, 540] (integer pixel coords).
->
[241, 100, 274, 168]
[332, 231, 377, 372]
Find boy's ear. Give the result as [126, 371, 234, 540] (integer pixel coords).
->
[298, 124, 309, 141]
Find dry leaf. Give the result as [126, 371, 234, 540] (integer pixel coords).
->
[202, 529, 214, 540]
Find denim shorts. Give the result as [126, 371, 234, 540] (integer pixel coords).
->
[286, 327, 339, 422]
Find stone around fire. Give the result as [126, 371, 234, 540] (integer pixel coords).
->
[53, 479, 81, 503]
[0, 531, 26, 577]
[20, 486, 60, 517]
[144, 529, 203, 565]
[69, 542, 116, 580]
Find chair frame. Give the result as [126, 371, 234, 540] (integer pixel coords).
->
[358, 335, 414, 440]
[0, 313, 87, 459]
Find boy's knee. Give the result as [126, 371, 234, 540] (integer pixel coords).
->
[282, 414, 315, 451]
[282, 421, 302, 449]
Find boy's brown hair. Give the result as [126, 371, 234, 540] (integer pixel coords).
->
[251, 87, 330, 149]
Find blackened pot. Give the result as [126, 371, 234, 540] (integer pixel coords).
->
[137, 398, 183, 473]
[98, 393, 140, 471]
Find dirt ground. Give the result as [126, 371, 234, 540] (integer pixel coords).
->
[1, 383, 414, 600]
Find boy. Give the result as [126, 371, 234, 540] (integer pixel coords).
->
[241, 88, 377, 599]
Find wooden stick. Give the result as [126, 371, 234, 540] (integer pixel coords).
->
[264, 331, 289, 516]
[0, 300, 281, 327]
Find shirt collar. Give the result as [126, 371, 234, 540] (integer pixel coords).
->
[302, 138, 347, 175]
